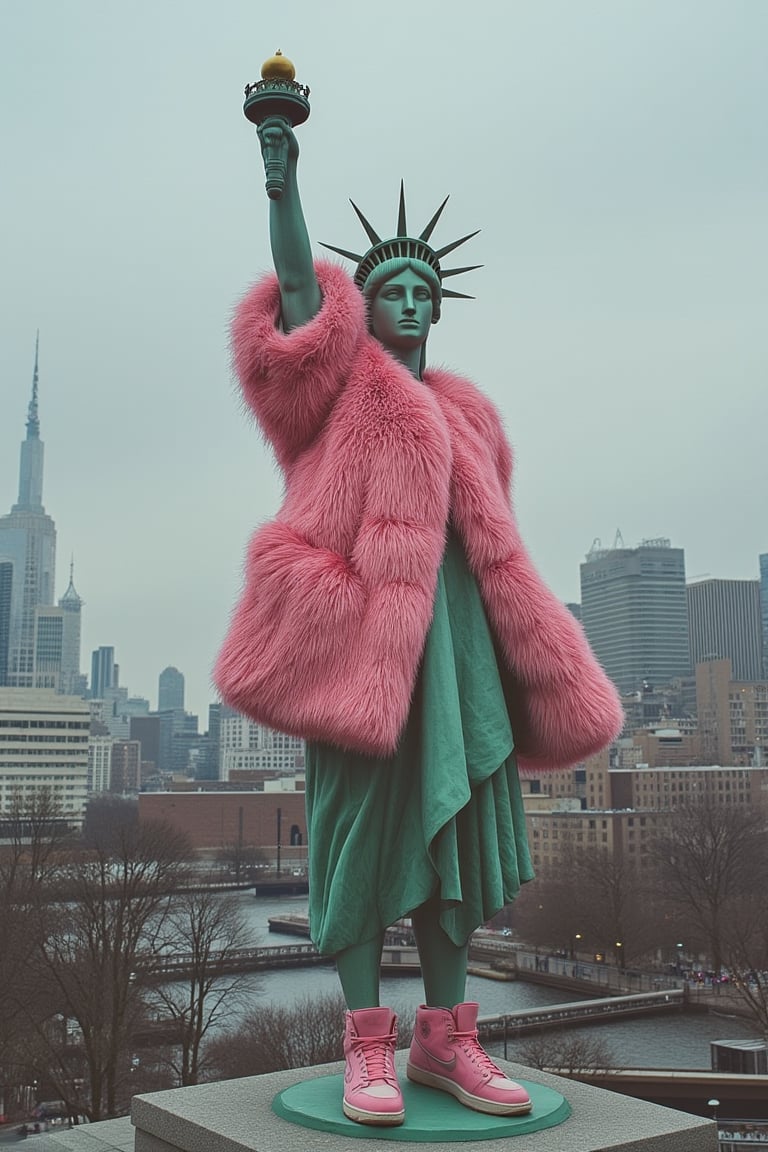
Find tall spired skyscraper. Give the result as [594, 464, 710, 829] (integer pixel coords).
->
[0, 337, 57, 686]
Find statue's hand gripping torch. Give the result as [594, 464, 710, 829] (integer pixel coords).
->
[243, 52, 310, 202]
[257, 119, 293, 200]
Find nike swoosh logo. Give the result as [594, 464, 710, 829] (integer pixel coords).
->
[415, 1040, 456, 1070]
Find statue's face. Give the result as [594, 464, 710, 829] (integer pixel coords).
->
[370, 269, 433, 353]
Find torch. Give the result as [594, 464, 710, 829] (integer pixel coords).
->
[243, 51, 310, 200]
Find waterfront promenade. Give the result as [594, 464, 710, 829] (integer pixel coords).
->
[138, 916, 739, 1008]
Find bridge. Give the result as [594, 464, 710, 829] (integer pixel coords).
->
[133, 941, 421, 982]
[134, 942, 327, 981]
[476, 989, 686, 1045]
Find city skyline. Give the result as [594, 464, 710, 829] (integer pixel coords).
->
[2, 357, 765, 720]
[1, 1, 766, 721]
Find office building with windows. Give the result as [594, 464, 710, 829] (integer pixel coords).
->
[0, 562, 12, 685]
[580, 537, 690, 695]
[687, 578, 763, 682]
[158, 666, 185, 713]
[219, 706, 305, 780]
[695, 658, 768, 766]
[90, 646, 117, 699]
[0, 688, 90, 821]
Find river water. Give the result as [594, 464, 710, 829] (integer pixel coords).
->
[227, 892, 758, 1071]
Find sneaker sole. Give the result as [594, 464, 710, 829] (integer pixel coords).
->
[342, 1098, 405, 1126]
[406, 1062, 533, 1116]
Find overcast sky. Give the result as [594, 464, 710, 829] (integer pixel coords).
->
[1, 1, 766, 724]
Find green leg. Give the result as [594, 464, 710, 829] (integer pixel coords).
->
[412, 893, 468, 1008]
[335, 932, 385, 1010]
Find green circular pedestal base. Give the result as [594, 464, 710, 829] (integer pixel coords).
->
[273, 1075, 570, 1142]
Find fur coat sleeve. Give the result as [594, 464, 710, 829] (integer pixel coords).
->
[230, 262, 367, 468]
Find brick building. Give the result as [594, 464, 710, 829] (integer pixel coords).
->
[528, 807, 672, 874]
[138, 789, 307, 860]
[111, 740, 141, 793]
[696, 658, 768, 765]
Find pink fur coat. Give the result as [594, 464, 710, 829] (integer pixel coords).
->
[215, 262, 623, 771]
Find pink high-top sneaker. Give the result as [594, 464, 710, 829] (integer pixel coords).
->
[407, 1002, 532, 1115]
[342, 1007, 405, 1126]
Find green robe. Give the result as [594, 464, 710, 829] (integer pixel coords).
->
[306, 530, 534, 955]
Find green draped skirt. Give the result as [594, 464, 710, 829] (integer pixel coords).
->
[305, 530, 534, 955]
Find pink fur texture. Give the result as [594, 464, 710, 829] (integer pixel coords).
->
[216, 262, 623, 770]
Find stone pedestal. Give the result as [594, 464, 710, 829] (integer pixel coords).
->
[131, 1054, 717, 1151]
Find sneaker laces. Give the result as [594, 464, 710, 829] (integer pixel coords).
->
[351, 1035, 397, 1085]
[453, 1028, 505, 1079]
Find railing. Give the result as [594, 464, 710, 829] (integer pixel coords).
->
[135, 941, 422, 981]
[511, 948, 681, 994]
[476, 989, 686, 1056]
[479, 989, 684, 1033]
[718, 1134, 768, 1150]
[134, 942, 327, 981]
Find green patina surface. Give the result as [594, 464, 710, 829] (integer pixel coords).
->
[273, 1076, 571, 1141]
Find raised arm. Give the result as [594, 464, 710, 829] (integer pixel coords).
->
[257, 116, 322, 332]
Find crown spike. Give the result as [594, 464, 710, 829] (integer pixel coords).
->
[435, 229, 481, 259]
[396, 180, 408, 237]
[440, 264, 483, 279]
[319, 241, 364, 262]
[419, 196, 450, 244]
[349, 199, 382, 247]
[325, 185, 478, 304]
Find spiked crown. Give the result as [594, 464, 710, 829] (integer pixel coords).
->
[320, 182, 480, 300]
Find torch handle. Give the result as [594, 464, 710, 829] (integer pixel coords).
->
[263, 143, 286, 201]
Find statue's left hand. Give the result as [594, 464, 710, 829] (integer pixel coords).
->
[257, 117, 299, 168]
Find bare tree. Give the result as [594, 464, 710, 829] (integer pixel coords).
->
[650, 799, 768, 976]
[24, 819, 191, 1120]
[512, 846, 662, 967]
[215, 841, 268, 883]
[81, 795, 138, 851]
[721, 889, 768, 1037]
[0, 789, 72, 1090]
[146, 890, 255, 1085]
[0, 786, 74, 886]
[562, 846, 661, 968]
[205, 994, 415, 1080]
[518, 1033, 615, 1075]
[510, 873, 584, 955]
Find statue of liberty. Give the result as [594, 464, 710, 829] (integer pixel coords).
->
[217, 52, 622, 1128]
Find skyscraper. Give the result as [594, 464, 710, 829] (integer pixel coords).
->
[0, 562, 12, 686]
[32, 607, 64, 690]
[91, 646, 117, 699]
[760, 554, 768, 679]
[687, 579, 763, 682]
[57, 560, 84, 695]
[580, 537, 690, 695]
[158, 665, 184, 713]
[0, 338, 57, 687]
